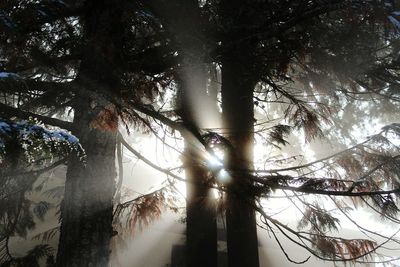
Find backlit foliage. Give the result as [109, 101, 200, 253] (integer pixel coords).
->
[0, 0, 399, 266]
[0, 118, 82, 266]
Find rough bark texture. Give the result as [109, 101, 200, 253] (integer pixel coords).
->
[57, 102, 117, 267]
[221, 48, 260, 267]
[56, 1, 123, 266]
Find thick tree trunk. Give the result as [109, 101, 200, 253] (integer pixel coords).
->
[156, 0, 219, 265]
[185, 146, 218, 267]
[57, 1, 123, 266]
[56, 101, 117, 267]
[219, 0, 260, 265]
[221, 51, 260, 267]
[179, 63, 218, 267]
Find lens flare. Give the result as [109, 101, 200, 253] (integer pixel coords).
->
[206, 154, 223, 171]
[216, 169, 231, 184]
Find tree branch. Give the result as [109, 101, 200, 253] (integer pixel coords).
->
[117, 132, 186, 183]
[0, 103, 74, 131]
[270, 184, 400, 197]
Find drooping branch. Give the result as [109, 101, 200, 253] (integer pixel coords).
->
[20, 80, 73, 95]
[263, 181, 400, 197]
[255, 202, 400, 264]
[255, 137, 371, 174]
[130, 102, 207, 147]
[0, 78, 75, 94]
[0, 159, 67, 201]
[0, 102, 74, 131]
[117, 132, 185, 183]
[2, 158, 67, 178]
[328, 196, 400, 245]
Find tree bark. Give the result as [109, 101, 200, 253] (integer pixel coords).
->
[221, 47, 260, 267]
[56, 101, 117, 267]
[56, 1, 123, 266]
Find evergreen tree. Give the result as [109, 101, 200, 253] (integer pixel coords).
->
[0, 1, 173, 266]
[145, 1, 219, 266]
[0, 118, 81, 266]
[1, 1, 400, 266]
[205, 1, 400, 265]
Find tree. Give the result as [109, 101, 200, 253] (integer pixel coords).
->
[133, 0, 400, 266]
[146, 1, 219, 266]
[0, 1, 173, 266]
[204, 0, 400, 266]
[122, 1, 400, 265]
[1, 0, 400, 266]
[0, 118, 82, 266]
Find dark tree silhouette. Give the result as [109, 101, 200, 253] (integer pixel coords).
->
[146, 1, 219, 266]
[1, 1, 400, 267]
[0, 0, 173, 266]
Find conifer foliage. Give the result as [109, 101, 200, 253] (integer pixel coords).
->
[0, 118, 81, 266]
[0, 0, 400, 266]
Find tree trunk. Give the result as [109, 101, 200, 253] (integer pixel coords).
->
[157, 0, 219, 265]
[56, 101, 117, 267]
[179, 63, 218, 267]
[221, 49, 260, 267]
[57, 1, 123, 266]
[185, 146, 218, 267]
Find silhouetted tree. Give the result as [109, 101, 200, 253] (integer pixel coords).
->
[145, 1, 219, 266]
[0, 0, 174, 266]
[205, 1, 400, 266]
[1, 1, 400, 267]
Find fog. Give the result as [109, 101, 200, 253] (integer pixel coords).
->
[1, 2, 400, 266]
